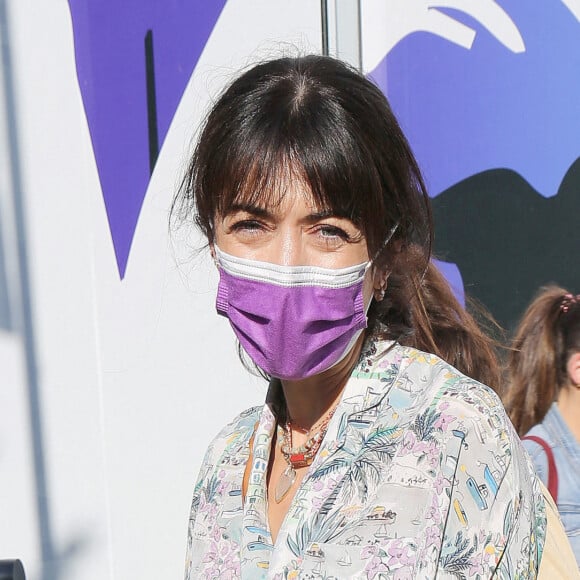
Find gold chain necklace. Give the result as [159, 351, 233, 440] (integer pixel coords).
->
[274, 404, 338, 503]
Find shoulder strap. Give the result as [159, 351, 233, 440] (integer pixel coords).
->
[522, 435, 559, 503]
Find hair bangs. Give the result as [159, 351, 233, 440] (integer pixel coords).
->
[294, 123, 388, 252]
[204, 111, 383, 239]
[212, 141, 295, 218]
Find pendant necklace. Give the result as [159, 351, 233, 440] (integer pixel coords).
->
[275, 404, 338, 503]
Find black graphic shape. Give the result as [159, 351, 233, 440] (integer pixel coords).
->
[433, 158, 580, 331]
[145, 29, 159, 175]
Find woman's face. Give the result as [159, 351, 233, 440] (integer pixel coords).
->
[566, 351, 580, 388]
[213, 182, 381, 305]
[214, 184, 369, 268]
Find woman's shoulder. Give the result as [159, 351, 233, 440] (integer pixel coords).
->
[220, 405, 262, 433]
[362, 339, 506, 424]
[201, 405, 262, 467]
[363, 341, 520, 467]
[415, 347, 520, 448]
[366, 341, 546, 566]
[522, 416, 557, 475]
[379, 342, 504, 413]
[524, 421, 553, 446]
[383, 343, 532, 474]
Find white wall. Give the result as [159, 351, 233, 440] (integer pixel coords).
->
[0, 1, 321, 579]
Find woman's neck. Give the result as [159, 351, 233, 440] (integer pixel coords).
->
[280, 333, 365, 431]
[557, 385, 580, 442]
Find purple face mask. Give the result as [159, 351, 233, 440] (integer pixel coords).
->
[214, 246, 369, 380]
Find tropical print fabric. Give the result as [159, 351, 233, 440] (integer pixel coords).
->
[185, 339, 546, 579]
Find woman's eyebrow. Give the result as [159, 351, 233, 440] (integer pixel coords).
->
[305, 209, 354, 223]
[224, 204, 354, 224]
[307, 209, 334, 220]
[226, 203, 272, 218]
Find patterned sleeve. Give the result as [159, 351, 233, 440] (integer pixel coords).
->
[184, 439, 216, 580]
[183, 407, 261, 580]
[437, 381, 546, 579]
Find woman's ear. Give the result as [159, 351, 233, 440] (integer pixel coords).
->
[372, 266, 389, 302]
[209, 243, 217, 266]
[567, 352, 580, 388]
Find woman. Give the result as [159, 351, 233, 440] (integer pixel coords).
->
[175, 55, 546, 579]
[505, 286, 580, 566]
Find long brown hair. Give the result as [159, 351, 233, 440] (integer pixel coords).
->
[504, 285, 580, 435]
[173, 55, 502, 388]
[376, 250, 504, 390]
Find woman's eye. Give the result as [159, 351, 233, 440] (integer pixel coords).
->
[317, 225, 351, 241]
[230, 220, 265, 233]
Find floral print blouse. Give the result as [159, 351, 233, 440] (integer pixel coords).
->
[185, 339, 546, 579]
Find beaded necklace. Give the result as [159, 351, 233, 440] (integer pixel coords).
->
[274, 404, 339, 503]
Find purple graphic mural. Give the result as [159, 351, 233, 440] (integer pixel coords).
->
[67, 0, 227, 277]
[371, 1, 579, 199]
[369, 0, 580, 328]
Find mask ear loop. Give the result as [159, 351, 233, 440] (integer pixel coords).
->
[370, 222, 399, 301]
[371, 221, 400, 263]
[209, 243, 218, 267]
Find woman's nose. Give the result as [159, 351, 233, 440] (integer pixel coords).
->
[270, 230, 305, 267]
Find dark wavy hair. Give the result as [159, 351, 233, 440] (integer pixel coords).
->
[504, 285, 580, 435]
[173, 55, 502, 389]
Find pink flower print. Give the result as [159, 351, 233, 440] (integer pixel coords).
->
[364, 555, 389, 579]
[417, 440, 440, 467]
[200, 498, 218, 522]
[211, 524, 222, 542]
[216, 470, 229, 494]
[428, 449, 440, 468]
[434, 412, 454, 432]
[433, 474, 447, 495]
[313, 480, 324, 492]
[361, 544, 379, 559]
[201, 540, 218, 563]
[401, 431, 417, 454]
[414, 440, 429, 454]
[468, 557, 485, 576]
[312, 495, 323, 510]
[393, 568, 413, 580]
[424, 524, 441, 548]
[328, 475, 339, 488]
[425, 495, 443, 526]
[313, 474, 341, 506]
[202, 537, 240, 578]
[387, 539, 416, 567]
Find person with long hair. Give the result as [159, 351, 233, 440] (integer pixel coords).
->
[505, 285, 580, 566]
[174, 55, 550, 578]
